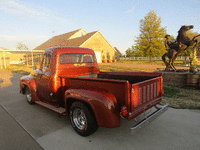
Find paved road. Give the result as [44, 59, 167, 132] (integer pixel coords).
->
[0, 70, 200, 150]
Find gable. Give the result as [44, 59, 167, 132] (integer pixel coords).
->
[69, 29, 87, 40]
[81, 31, 115, 53]
[63, 31, 97, 47]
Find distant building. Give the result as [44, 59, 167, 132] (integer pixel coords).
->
[34, 29, 116, 63]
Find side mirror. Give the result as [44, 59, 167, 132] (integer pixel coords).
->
[33, 66, 37, 70]
[33, 69, 41, 74]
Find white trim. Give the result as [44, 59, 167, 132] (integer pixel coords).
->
[94, 51, 101, 63]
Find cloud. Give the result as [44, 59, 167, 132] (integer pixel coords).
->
[0, 34, 50, 41]
[125, 7, 135, 13]
[0, 0, 46, 18]
[0, 34, 51, 49]
[0, 0, 72, 25]
[0, 35, 15, 39]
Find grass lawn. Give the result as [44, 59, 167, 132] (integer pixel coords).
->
[5, 64, 40, 75]
[98, 64, 157, 72]
[117, 59, 188, 66]
[162, 85, 200, 109]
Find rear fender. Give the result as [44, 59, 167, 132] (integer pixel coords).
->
[65, 88, 120, 128]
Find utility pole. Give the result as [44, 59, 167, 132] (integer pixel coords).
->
[3, 49, 6, 69]
[32, 49, 34, 67]
[0, 53, 2, 69]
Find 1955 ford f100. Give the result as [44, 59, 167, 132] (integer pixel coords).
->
[20, 46, 168, 136]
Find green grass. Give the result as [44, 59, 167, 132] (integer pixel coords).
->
[5, 64, 40, 75]
[98, 64, 156, 72]
[117, 59, 187, 66]
[163, 86, 180, 98]
[12, 70, 30, 75]
[162, 84, 200, 110]
[163, 85, 188, 98]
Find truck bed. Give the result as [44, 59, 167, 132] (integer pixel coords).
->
[61, 71, 163, 120]
[98, 72, 161, 84]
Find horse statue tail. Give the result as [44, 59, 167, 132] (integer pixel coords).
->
[192, 34, 200, 41]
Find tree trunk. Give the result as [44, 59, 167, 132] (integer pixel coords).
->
[150, 56, 152, 62]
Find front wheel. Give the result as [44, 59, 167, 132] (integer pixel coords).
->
[25, 87, 34, 105]
[69, 102, 98, 136]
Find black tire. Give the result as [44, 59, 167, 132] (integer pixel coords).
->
[69, 101, 98, 136]
[25, 87, 35, 105]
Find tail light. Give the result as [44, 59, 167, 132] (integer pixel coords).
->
[121, 106, 128, 117]
[162, 90, 165, 96]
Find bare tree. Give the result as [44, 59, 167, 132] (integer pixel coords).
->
[16, 42, 29, 50]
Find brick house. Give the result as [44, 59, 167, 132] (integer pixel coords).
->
[34, 29, 116, 63]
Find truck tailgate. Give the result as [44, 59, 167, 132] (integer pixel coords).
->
[128, 76, 163, 120]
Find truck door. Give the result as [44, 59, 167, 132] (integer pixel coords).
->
[36, 53, 52, 102]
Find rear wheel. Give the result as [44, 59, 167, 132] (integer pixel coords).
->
[25, 87, 34, 105]
[69, 101, 98, 136]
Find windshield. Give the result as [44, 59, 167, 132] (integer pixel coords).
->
[40, 53, 51, 72]
[60, 54, 95, 64]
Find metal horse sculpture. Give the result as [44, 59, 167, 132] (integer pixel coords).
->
[162, 25, 199, 71]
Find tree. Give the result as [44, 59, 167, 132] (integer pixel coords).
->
[125, 47, 134, 57]
[16, 42, 29, 50]
[134, 10, 166, 62]
[180, 31, 200, 57]
[197, 42, 200, 56]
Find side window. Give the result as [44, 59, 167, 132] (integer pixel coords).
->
[60, 54, 75, 64]
[82, 54, 94, 63]
[41, 54, 51, 72]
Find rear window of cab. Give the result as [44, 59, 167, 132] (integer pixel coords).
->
[60, 54, 95, 64]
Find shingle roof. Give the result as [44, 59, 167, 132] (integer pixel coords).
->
[34, 29, 97, 50]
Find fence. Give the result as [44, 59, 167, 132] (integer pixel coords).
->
[0, 49, 44, 69]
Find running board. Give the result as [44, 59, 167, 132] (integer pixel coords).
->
[35, 101, 66, 115]
[130, 104, 168, 134]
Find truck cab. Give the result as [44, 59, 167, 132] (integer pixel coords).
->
[26, 47, 99, 105]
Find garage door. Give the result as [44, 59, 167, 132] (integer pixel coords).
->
[94, 51, 101, 63]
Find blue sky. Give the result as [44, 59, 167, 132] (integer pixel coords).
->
[0, 0, 200, 54]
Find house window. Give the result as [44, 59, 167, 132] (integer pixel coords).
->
[107, 52, 110, 60]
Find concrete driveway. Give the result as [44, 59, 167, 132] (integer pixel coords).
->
[0, 70, 200, 150]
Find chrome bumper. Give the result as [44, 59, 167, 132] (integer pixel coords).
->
[130, 104, 168, 134]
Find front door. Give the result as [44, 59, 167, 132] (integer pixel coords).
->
[36, 53, 52, 102]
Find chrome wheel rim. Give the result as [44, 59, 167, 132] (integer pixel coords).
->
[26, 89, 32, 102]
[73, 108, 87, 130]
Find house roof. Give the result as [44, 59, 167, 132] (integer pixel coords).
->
[114, 47, 121, 54]
[34, 29, 81, 50]
[34, 29, 88, 50]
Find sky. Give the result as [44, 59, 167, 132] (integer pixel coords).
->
[0, 0, 200, 54]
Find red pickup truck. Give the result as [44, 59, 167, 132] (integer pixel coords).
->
[20, 46, 168, 136]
